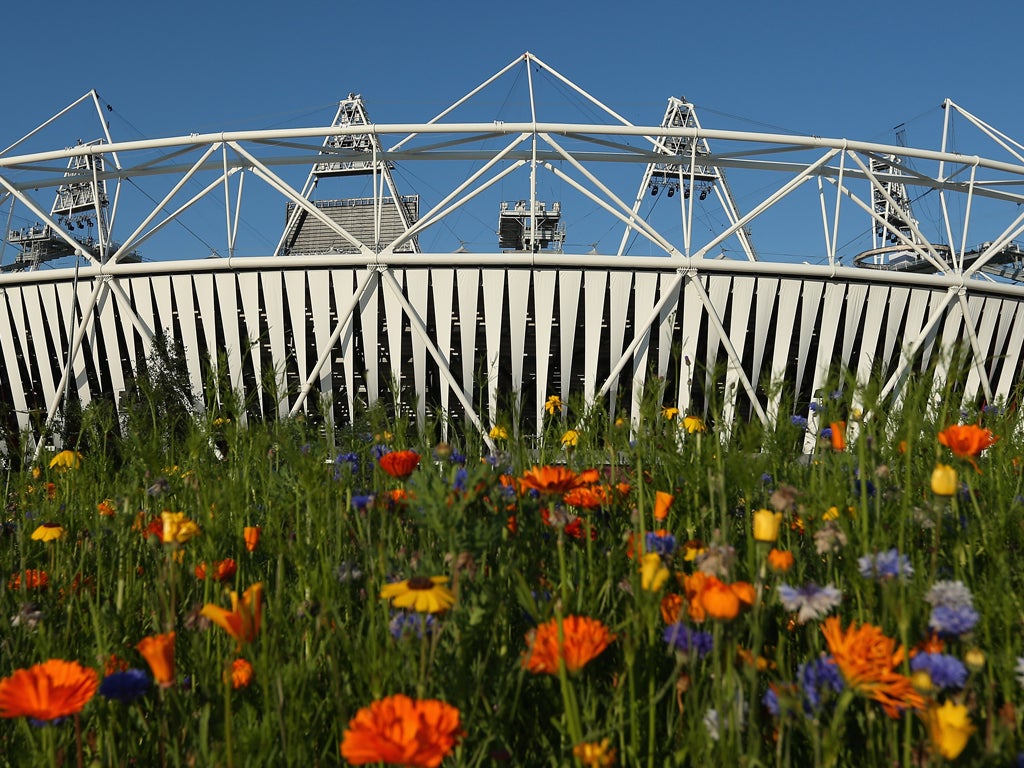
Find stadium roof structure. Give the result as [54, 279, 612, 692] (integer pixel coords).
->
[1, 52, 1023, 455]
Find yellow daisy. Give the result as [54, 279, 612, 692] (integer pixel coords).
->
[380, 576, 456, 614]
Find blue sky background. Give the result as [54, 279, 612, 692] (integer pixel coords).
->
[1, 0, 1021, 261]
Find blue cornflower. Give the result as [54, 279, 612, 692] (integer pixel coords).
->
[777, 583, 842, 623]
[452, 468, 468, 493]
[762, 687, 780, 717]
[99, 669, 151, 703]
[798, 656, 844, 713]
[820, 427, 833, 441]
[929, 605, 979, 636]
[910, 653, 967, 690]
[371, 444, 391, 461]
[645, 530, 677, 556]
[761, 473, 774, 484]
[449, 451, 467, 465]
[335, 452, 359, 473]
[389, 611, 438, 639]
[352, 493, 375, 511]
[663, 623, 713, 659]
[808, 401, 821, 413]
[857, 548, 913, 580]
[791, 415, 808, 429]
[925, 581, 974, 610]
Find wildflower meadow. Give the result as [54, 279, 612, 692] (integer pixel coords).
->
[1, 368, 1024, 767]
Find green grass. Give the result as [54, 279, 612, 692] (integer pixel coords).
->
[1, 378, 1023, 767]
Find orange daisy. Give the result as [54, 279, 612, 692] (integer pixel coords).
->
[519, 465, 585, 496]
[521, 615, 615, 674]
[821, 616, 926, 718]
[340, 693, 463, 767]
[0, 659, 98, 721]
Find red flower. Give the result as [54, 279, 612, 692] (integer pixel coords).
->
[379, 450, 421, 480]
[195, 558, 237, 582]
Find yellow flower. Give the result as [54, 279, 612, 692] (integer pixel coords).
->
[682, 415, 706, 434]
[31, 523, 66, 542]
[161, 511, 200, 544]
[380, 576, 456, 614]
[573, 738, 617, 767]
[48, 450, 83, 471]
[561, 429, 579, 448]
[544, 395, 564, 415]
[682, 539, 706, 561]
[661, 406, 680, 421]
[965, 647, 985, 671]
[489, 425, 509, 440]
[923, 700, 975, 760]
[822, 505, 840, 521]
[752, 509, 783, 542]
[931, 464, 958, 496]
[639, 553, 669, 592]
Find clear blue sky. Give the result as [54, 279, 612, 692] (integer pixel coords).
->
[1, 0, 1021, 261]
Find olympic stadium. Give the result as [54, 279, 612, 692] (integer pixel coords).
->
[0, 52, 1022, 455]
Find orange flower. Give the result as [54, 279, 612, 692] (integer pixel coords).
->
[201, 583, 263, 649]
[226, 658, 253, 689]
[340, 693, 463, 767]
[8, 569, 48, 591]
[195, 558, 237, 582]
[829, 421, 847, 451]
[519, 465, 585, 496]
[767, 548, 795, 572]
[653, 491, 673, 521]
[243, 526, 261, 552]
[136, 633, 176, 687]
[379, 450, 421, 480]
[660, 593, 683, 624]
[97, 498, 117, 517]
[522, 615, 615, 674]
[104, 654, 129, 675]
[563, 485, 607, 510]
[0, 659, 98, 721]
[821, 617, 926, 718]
[683, 572, 754, 622]
[938, 424, 997, 471]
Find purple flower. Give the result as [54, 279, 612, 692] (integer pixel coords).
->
[929, 605, 979, 636]
[857, 548, 913, 581]
[352, 494, 375, 511]
[820, 427, 833, 440]
[99, 669, 151, 703]
[663, 623, 713, 659]
[777, 583, 842, 623]
[791, 415, 808, 429]
[452, 468, 468, 493]
[371, 444, 391, 461]
[389, 611, 437, 639]
[808, 402, 821, 413]
[645, 531, 676, 557]
[798, 656, 844, 713]
[910, 653, 967, 690]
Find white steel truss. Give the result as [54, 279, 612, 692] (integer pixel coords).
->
[0, 53, 1021, 454]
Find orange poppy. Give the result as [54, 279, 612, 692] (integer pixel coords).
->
[379, 450, 421, 480]
[521, 615, 615, 674]
[195, 558, 237, 582]
[136, 633, 175, 687]
[821, 616, 926, 718]
[767, 548, 795, 572]
[938, 424, 997, 471]
[653, 491, 674, 521]
[201, 583, 263, 649]
[340, 693, 463, 767]
[519, 465, 585, 496]
[243, 526, 261, 552]
[683, 572, 754, 622]
[8, 569, 48, 591]
[0, 659, 98, 721]
[829, 421, 847, 451]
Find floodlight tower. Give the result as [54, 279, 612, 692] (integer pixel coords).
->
[5, 139, 111, 271]
[277, 94, 418, 255]
[617, 97, 757, 260]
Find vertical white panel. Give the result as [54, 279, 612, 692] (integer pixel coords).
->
[582, 270, 607, 402]
[558, 270, 582, 406]
[749, 276, 778, 399]
[795, 281, 824, 394]
[456, 269, 480, 399]
[630, 272, 659, 423]
[996, 302, 1024, 399]
[55, 281, 90, 406]
[704, 277, 730, 385]
[855, 286, 890, 389]
[880, 286, 910, 370]
[170, 276, 204, 406]
[95, 283, 125, 400]
[604, 272, 632, 417]
[919, 289, 952, 371]
[657, 273, 682, 384]
[383, 269, 406, 402]
[933, 295, 965, 410]
[532, 269, 556, 431]
[238, 273, 263, 414]
[213, 273, 245, 415]
[0, 291, 29, 421]
[987, 297, 1013, 384]
[840, 284, 868, 365]
[722, 275, 756, 426]
[151, 276, 175, 342]
[23, 285, 58, 404]
[506, 270, 531, 420]
[358, 276, 380, 406]
[430, 268, 455, 428]
[308, 266, 334, 404]
[676, 276, 704, 413]
[193, 275, 216, 382]
[808, 282, 845, 407]
[766, 279, 801, 421]
[331, 269, 357, 421]
[284, 271, 308, 386]
[406, 268, 430, 425]
[261, 272, 288, 416]
[481, 270, 506, 419]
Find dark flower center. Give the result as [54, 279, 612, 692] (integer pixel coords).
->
[407, 577, 436, 591]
